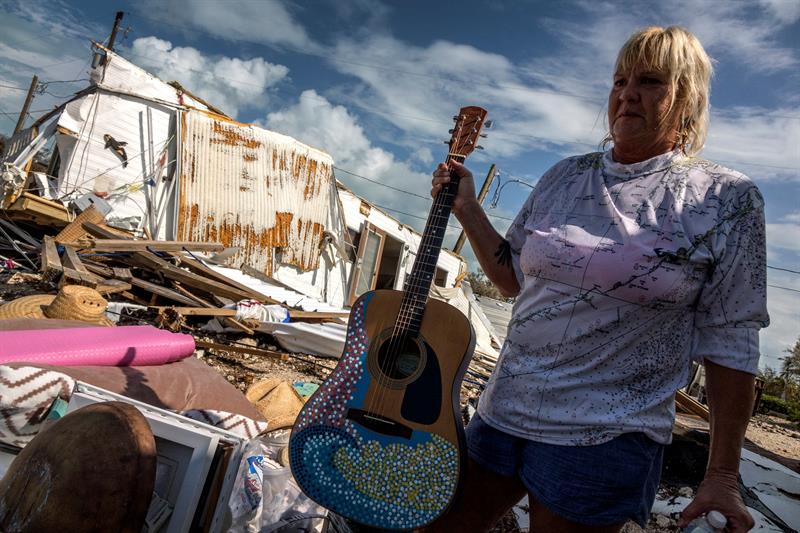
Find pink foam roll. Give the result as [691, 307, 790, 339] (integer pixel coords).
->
[0, 326, 196, 366]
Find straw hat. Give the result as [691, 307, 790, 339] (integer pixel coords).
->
[245, 379, 306, 431]
[0, 285, 113, 326]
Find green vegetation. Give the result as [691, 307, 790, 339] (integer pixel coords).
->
[758, 336, 800, 423]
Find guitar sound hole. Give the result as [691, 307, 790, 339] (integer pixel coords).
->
[377, 335, 422, 380]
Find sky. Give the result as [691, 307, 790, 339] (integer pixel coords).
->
[0, 0, 798, 370]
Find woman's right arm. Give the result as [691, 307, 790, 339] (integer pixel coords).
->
[432, 161, 521, 298]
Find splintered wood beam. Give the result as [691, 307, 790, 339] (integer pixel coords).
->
[194, 340, 289, 361]
[61, 246, 91, 275]
[78, 239, 225, 253]
[40, 236, 62, 278]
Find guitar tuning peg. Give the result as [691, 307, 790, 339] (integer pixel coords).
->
[475, 145, 484, 150]
[453, 115, 459, 121]
[480, 133, 488, 138]
[443, 140, 450, 145]
[484, 120, 494, 129]
[448, 129, 454, 134]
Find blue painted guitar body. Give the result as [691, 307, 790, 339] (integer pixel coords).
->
[289, 290, 475, 530]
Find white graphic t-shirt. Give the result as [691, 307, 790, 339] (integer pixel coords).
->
[478, 149, 769, 446]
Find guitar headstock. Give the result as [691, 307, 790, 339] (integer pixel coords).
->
[446, 106, 489, 163]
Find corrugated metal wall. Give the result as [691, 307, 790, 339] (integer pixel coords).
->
[178, 110, 334, 275]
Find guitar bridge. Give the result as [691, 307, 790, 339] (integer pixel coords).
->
[346, 408, 412, 439]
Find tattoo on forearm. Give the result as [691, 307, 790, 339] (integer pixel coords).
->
[495, 239, 512, 268]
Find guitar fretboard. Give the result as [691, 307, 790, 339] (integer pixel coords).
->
[397, 154, 465, 337]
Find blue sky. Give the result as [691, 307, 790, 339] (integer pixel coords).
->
[1, 0, 798, 369]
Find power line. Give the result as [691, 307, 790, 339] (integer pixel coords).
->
[768, 284, 800, 294]
[768, 265, 800, 275]
[334, 166, 431, 201]
[0, 83, 27, 91]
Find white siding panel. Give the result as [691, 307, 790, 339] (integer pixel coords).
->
[56, 93, 175, 228]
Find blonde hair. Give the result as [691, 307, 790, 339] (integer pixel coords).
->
[606, 26, 713, 156]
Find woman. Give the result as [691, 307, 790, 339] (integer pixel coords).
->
[430, 26, 767, 532]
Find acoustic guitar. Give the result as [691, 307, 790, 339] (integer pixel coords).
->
[289, 106, 488, 530]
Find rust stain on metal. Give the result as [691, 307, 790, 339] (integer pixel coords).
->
[180, 110, 334, 274]
[210, 121, 262, 149]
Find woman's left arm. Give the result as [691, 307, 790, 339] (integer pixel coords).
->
[678, 360, 755, 532]
[679, 178, 769, 532]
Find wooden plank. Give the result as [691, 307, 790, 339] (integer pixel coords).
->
[78, 240, 225, 253]
[93, 279, 132, 295]
[7, 193, 70, 226]
[61, 246, 91, 275]
[676, 390, 710, 421]
[179, 257, 278, 304]
[40, 236, 62, 278]
[194, 340, 288, 361]
[112, 267, 132, 280]
[83, 261, 199, 306]
[289, 310, 350, 320]
[150, 307, 237, 317]
[60, 266, 98, 286]
[54, 206, 105, 245]
[83, 223, 257, 302]
[171, 283, 255, 335]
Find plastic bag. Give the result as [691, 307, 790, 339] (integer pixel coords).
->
[228, 436, 326, 533]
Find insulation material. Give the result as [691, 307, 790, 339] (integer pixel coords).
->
[178, 110, 334, 275]
[55, 92, 175, 228]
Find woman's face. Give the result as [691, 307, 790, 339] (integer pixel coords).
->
[608, 67, 680, 162]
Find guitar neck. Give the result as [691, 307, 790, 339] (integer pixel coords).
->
[399, 154, 465, 336]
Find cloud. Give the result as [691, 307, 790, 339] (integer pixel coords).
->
[766, 223, 800, 253]
[782, 211, 800, 223]
[128, 37, 288, 118]
[136, 0, 316, 51]
[704, 107, 800, 180]
[759, 0, 800, 24]
[263, 90, 435, 228]
[0, 1, 99, 134]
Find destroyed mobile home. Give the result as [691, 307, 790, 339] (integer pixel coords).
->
[0, 41, 798, 533]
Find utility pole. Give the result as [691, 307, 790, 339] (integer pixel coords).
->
[452, 163, 497, 255]
[13, 75, 38, 134]
[107, 11, 125, 51]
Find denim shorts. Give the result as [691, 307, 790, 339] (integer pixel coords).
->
[466, 412, 664, 527]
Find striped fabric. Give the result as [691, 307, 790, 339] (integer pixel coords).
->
[0, 366, 75, 447]
[182, 409, 267, 439]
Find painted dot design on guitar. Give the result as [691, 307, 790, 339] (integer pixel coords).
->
[289, 295, 460, 529]
[294, 297, 370, 435]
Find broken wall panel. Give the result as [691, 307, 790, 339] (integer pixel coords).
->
[55, 92, 175, 229]
[0, 127, 36, 164]
[178, 110, 334, 275]
[90, 45, 211, 113]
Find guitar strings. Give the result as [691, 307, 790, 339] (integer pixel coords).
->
[370, 112, 480, 418]
[369, 117, 467, 416]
